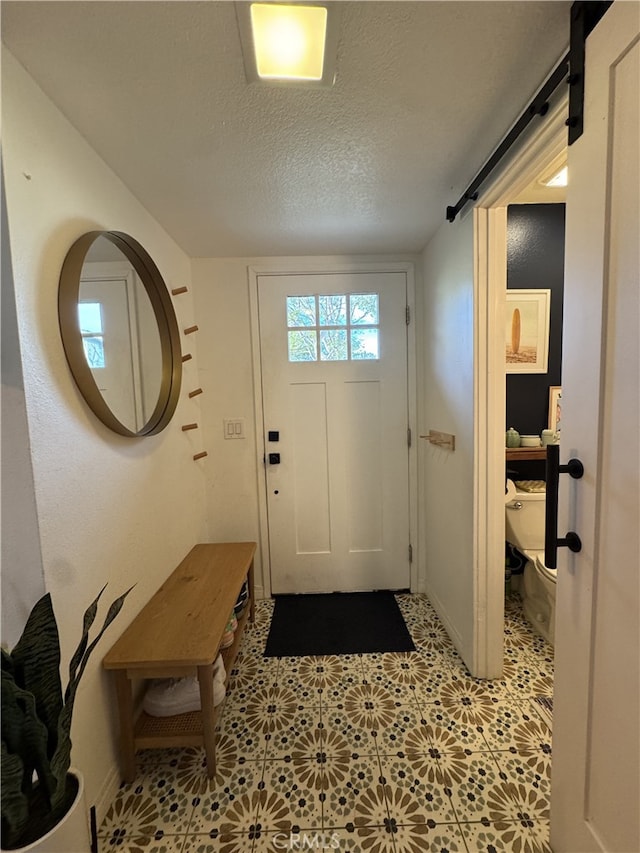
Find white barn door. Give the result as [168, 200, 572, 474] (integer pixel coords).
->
[551, 4, 640, 851]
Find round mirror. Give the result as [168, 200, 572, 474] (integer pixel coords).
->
[58, 231, 182, 436]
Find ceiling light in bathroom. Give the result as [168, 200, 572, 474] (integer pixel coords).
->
[544, 166, 568, 188]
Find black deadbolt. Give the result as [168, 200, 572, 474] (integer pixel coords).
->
[269, 453, 281, 465]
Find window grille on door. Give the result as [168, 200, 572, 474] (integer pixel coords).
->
[286, 293, 379, 362]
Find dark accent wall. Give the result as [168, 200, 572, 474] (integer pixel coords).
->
[506, 204, 565, 480]
[506, 204, 565, 431]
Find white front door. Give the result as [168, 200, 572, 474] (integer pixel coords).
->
[258, 271, 411, 594]
[551, 4, 640, 851]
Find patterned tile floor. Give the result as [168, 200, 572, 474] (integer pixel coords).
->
[99, 593, 553, 852]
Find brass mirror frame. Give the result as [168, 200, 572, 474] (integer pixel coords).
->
[58, 230, 182, 436]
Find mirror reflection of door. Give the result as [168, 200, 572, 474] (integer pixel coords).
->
[79, 278, 137, 430]
[79, 258, 162, 432]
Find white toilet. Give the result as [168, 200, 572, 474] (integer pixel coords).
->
[505, 479, 556, 645]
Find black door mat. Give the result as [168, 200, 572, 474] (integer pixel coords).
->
[264, 591, 416, 657]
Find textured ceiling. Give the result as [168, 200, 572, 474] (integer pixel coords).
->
[1, 1, 570, 257]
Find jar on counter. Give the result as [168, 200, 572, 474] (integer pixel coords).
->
[506, 427, 521, 448]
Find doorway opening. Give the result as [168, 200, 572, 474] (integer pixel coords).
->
[503, 163, 567, 646]
[472, 95, 568, 680]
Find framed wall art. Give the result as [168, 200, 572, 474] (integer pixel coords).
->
[548, 385, 562, 435]
[505, 289, 551, 373]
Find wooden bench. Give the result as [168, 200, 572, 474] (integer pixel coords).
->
[103, 542, 256, 781]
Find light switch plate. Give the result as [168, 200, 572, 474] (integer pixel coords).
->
[223, 418, 245, 439]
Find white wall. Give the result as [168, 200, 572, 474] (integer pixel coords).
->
[1, 169, 46, 645]
[190, 258, 264, 590]
[191, 255, 421, 599]
[420, 214, 476, 667]
[1, 50, 208, 820]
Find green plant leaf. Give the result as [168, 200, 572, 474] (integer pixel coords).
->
[2, 586, 133, 839]
[65, 584, 106, 703]
[1, 647, 15, 676]
[9, 594, 63, 758]
[1, 740, 28, 848]
[1, 671, 58, 845]
[50, 585, 133, 813]
[2, 670, 43, 789]
[74, 585, 134, 688]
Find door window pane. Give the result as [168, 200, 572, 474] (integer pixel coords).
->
[78, 302, 106, 368]
[78, 301, 104, 333]
[288, 330, 318, 362]
[82, 336, 106, 368]
[350, 294, 379, 325]
[351, 328, 379, 360]
[320, 329, 348, 361]
[319, 295, 347, 326]
[287, 296, 316, 327]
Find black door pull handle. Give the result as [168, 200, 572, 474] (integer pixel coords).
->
[545, 444, 584, 569]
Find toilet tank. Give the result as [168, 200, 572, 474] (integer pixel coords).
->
[505, 481, 546, 551]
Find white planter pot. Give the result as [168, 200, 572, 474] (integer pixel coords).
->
[4, 768, 91, 853]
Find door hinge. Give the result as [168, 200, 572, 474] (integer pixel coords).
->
[406, 305, 411, 325]
[407, 427, 412, 448]
[408, 544, 413, 563]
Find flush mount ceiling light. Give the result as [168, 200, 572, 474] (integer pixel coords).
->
[543, 166, 568, 188]
[252, 4, 326, 80]
[236, 2, 340, 87]
[538, 154, 568, 189]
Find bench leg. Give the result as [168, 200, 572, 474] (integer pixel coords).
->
[198, 663, 217, 778]
[113, 670, 136, 783]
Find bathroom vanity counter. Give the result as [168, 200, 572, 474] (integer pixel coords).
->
[103, 542, 256, 782]
[506, 446, 547, 461]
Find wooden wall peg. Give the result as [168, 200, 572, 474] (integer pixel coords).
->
[184, 325, 199, 335]
[171, 286, 188, 295]
[188, 388, 203, 398]
[193, 451, 208, 461]
[182, 423, 198, 431]
[181, 353, 193, 363]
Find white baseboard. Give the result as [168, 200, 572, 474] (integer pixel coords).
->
[254, 584, 265, 601]
[424, 581, 468, 668]
[92, 761, 121, 832]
